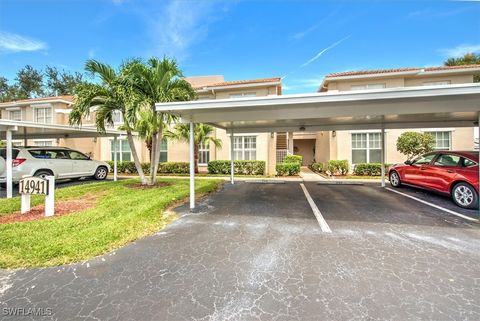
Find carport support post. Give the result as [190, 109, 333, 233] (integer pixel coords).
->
[189, 121, 195, 210]
[478, 113, 480, 218]
[230, 127, 234, 184]
[113, 136, 118, 182]
[6, 128, 13, 198]
[381, 126, 386, 188]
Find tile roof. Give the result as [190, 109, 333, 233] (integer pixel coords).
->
[325, 64, 480, 78]
[193, 77, 281, 89]
[2, 95, 74, 104]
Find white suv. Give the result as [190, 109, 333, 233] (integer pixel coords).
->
[0, 147, 110, 185]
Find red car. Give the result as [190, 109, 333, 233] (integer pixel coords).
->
[388, 151, 479, 209]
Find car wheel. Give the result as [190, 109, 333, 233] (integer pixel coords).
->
[452, 182, 478, 209]
[34, 170, 53, 180]
[94, 166, 108, 180]
[389, 171, 402, 188]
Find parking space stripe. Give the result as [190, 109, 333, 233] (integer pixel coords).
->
[300, 183, 332, 233]
[385, 187, 479, 222]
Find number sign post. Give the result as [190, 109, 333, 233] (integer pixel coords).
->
[19, 176, 55, 216]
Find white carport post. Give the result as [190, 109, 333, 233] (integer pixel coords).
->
[5, 128, 13, 198]
[230, 126, 234, 184]
[381, 125, 386, 188]
[113, 136, 118, 182]
[478, 113, 480, 218]
[189, 121, 195, 210]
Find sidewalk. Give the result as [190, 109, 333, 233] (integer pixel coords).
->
[299, 166, 327, 182]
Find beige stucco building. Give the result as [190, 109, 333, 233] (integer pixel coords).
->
[1, 65, 478, 175]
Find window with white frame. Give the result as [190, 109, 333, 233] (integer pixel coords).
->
[234, 136, 256, 160]
[111, 139, 132, 161]
[34, 140, 54, 147]
[159, 139, 168, 162]
[112, 110, 123, 124]
[350, 83, 386, 91]
[34, 107, 52, 124]
[9, 109, 21, 121]
[423, 80, 451, 86]
[425, 131, 451, 150]
[351, 132, 382, 164]
[199, 141, 210, 165]
[229, 92, 257, 98]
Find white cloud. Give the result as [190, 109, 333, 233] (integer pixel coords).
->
[112, 0, 126, 4]
[146, 0, 231, 60]
[439, 44, 480, 57]
[88, 48, 97, 59]
[0, 31, 47, 53]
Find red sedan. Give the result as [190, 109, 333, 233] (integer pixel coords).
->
[388, 151, 479, 209]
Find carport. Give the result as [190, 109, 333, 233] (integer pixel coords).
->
[0, 119, 125, 198]
[156, 83, 480, 216]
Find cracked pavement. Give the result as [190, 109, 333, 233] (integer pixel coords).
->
[1, 182, 479, 320]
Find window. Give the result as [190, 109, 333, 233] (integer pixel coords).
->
[233, 136, 256, 160]
[69, 150, 89, 160]
[350, 83, 386, 91]
[229, 92, 257, 98]
[426, 131, 451, 150]
[423, 80, 451, 86]
[112, 111, 123, 124]
[413, 153, 436, 165]
[434, 154, 460, 167]
[111, 139, 132, 161]
[351, 132, 382, 164]
[160, 139, 168, 162]
[199, 141, 209, 165]
[9, 110, 21, 121]
[463, 158, 477, 168]
[34, 140, 53, 147]
[44, 149, 70, 159]
[34, 107, 52, 124]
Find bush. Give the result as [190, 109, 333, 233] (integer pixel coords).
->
[397, 132, 435, 160]
[327, 160, 349, 175]
[276, 162, 300, 176]
[310, 162, 325, 173]
[157, 162, 189, 174]
[284, 154, 303, 164]
[353, 163, 382, 176]
[207, 160, 265, 175]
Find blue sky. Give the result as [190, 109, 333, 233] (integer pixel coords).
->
[0, 0, 479, 94]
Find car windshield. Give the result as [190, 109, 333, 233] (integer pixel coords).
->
[413, 153, 436, 165]
[0, 148, 20, 159]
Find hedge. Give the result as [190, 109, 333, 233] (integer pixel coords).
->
[276, 162, 300, 176]
[327, 160, 349, 175]
[105, 161, 189, 174]
[207, 160, 265, 175]
[284, 154, 303, 164]
[310, 162, 325, 173]
[353, 163, 390, 176]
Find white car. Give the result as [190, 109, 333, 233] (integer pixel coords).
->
[0, 147, 110, 185]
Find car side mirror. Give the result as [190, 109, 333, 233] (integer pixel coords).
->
[404, 160, 413, 165]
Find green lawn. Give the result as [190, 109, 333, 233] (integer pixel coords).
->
[0, 178, 221, 269]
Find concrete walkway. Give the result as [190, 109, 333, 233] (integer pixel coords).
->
[299, 166, 325, 182]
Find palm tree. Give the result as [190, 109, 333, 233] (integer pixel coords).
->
[445, 53, 480, 82]
[69, 60, 147, 184]
[124, 57, 196, 184]
[165, 123, 222, 173]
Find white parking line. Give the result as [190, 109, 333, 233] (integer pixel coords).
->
[385, 187, 479, 222]
[300, 183, 332, 233]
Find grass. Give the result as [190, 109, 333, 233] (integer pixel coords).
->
[0, 178, 221, 269]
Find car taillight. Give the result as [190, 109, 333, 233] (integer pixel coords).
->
[13, 158, 26, 167]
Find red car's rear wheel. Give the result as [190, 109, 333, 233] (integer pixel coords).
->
[452, 182, 478, 209]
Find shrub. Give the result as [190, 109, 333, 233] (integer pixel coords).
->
[396, 132, 435, 160]
[207, 160, 265, 175]
[276, 162, 300, 176]
[327, 160, 349, 175]
[157, 162, 190, 174]
[353, 163, 382, 176]
[284, 154, 303, 164]
[310, 162, 325, 173]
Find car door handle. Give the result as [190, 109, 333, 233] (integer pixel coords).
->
[420, 167, 427, 170]
[446, 170, 454, 173]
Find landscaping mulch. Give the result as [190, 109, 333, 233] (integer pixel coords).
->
[126, 182, 171, 189]
[0, 194, 98, 225]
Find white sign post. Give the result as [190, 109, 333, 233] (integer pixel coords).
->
[19, 175, 55, 216]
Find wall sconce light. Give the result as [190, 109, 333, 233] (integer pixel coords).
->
[270, 132, 274, 138]
[332, 130, 337, 137]
[299, 126, 306, 131]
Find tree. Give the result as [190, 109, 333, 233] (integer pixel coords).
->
[69, 59, 148, 184]
[165, 123, 222, 173]
[124, 57, 196, 185]
[15, 65, 44, 99]
[444, 53, 480, 82]
[45, 66, 83, 96]
[396, 132, 435, 160]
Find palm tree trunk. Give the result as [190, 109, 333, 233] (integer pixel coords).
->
[149, 132, 157, 185]
[126, 130, 146, 184]
[153, 129, 162, 176]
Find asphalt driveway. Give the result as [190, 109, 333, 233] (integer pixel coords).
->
[1, 182, 479, 320]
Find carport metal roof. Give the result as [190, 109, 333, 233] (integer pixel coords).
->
[0, 119, 125, 139]
[155, 83, 480, 132]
